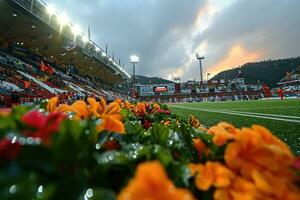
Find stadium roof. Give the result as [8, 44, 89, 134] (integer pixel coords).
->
[0, 0, 131, 83]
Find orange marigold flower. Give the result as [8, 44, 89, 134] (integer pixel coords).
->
[96, 101, 124, 133]
[97, 115, 125, 134]
[224, 125, 294, 179]
[214, 177, 258, 200]
[114, 98, 122, 105]
[151, 103, 161, 113]
[46, 96, 58, 112]
[104, 102, 121, 116]
[190, 162, 235, 191]
[71, 100, 90, 119]
[251, 170, 300, 199]
[214, 173, 300, 200]
[208, 122, 240, 146]
[123, 100, 132, 109]
[193, 138, 210, 158]
[133, 102, 147, 116]
[118, 161, 195, 200]
[57, 104, 75, 113]
[87, 98, 102, 118]
[164, 120, 171, 126]
[188, 163, 202, 176]
[99, 97, 107, 114]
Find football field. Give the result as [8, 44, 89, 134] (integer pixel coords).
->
[169, 99, 300, 155]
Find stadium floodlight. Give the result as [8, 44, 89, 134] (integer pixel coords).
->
[196, 53, 205, 82]
[57, 12, 69, 27]
[102, 52, 106, 57]
[46, 5, 56, 16]
[130, 55, 139, 64]
[71, 24, 81, 37]
[82, 35, 89, 43]
[109, 58, 113, 62]
[95, 47, 100, 52]
[130, 55, 139, 96]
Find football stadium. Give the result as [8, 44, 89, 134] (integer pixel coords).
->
[0, 0, 300, 199]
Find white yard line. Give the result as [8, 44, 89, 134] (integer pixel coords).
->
[169, 105, 300, 123]
[225, 106, 300, 110]
[221, 110, 300, 119]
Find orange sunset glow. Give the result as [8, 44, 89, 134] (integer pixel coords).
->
[209, 45, 263, 76]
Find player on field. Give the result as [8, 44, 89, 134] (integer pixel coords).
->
[277, 87, 284, 100]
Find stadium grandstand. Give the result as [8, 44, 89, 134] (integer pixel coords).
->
[0, 0, 134, 107]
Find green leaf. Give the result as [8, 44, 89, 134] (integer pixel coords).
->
[151, 123, 169, 146]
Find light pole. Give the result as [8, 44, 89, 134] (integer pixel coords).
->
[207, 73, 211, 81]
[196, 53, 205, 83]
[130, 55, 139, 96]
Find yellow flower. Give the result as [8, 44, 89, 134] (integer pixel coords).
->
[118, 161, 195, 200]
[188, 115, 200, 128]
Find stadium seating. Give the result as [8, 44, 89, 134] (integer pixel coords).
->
[0, 48, 133, 108]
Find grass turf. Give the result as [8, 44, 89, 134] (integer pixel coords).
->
[169, 99, 300, 155]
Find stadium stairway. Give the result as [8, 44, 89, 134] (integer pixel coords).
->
[63, 81, 87, 96]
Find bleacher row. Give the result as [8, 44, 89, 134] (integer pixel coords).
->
[0, 48, 134, 108]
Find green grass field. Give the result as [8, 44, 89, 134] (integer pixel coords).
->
[169, 99, 300, 155]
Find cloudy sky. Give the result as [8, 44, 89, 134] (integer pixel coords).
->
[47, 0, 300, 81]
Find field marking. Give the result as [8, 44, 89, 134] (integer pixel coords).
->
[227, 106, 300, 110]
[176, 105, 300, 111]
[169, 105, 300, 123]
[220, 110, 300, 119]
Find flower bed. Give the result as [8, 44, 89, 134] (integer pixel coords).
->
[0, 97, 299, 200]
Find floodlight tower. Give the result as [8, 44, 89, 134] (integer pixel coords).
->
[130, 55, 139, 96]
[196, 53, 205, 83]
[130, 55, 139, 84]
[207, 73, 211, 81]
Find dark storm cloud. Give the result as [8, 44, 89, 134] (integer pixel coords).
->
[47, 0, 300, 80]
[48, 0, 204, 77]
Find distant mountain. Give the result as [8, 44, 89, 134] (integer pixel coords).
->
[135, 75, 173, 85]
[212, 57, 300, 88]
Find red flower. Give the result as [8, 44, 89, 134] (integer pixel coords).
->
[103, 139, 120, 150]
[143, 119, 152, 129]
[156, 109, 171, 115]
[22, 110, 66, 144]
[22, 110, 46, 130]
[0, 138, 21, 160]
